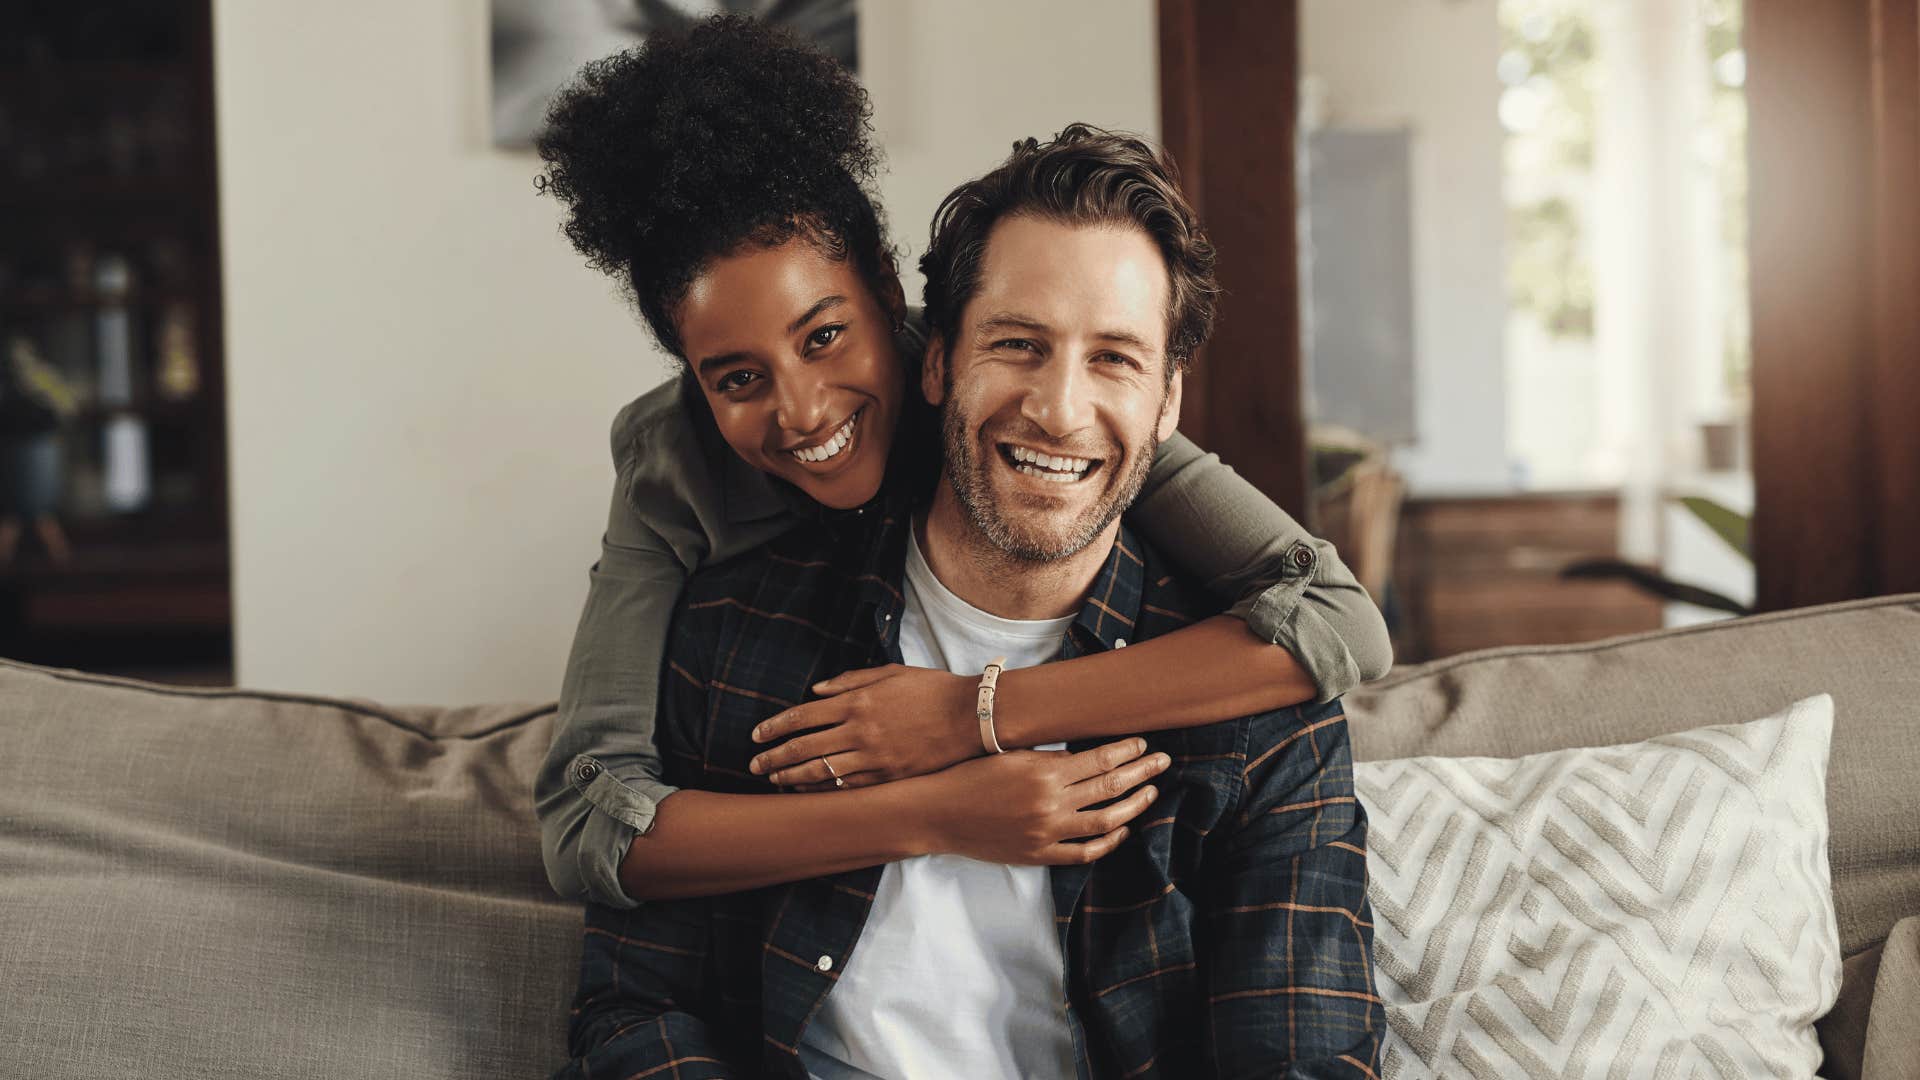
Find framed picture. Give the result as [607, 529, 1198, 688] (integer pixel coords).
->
[490, 0, 858, 148]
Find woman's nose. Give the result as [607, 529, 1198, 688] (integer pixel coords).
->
[775, 374, 833, 435]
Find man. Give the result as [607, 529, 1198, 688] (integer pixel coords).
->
[559, 126, 1381, 1079]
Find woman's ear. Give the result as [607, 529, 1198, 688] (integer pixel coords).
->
[875, 251, 907, 329]
[922, 335, 948, 407]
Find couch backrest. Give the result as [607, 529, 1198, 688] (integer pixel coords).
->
[0, 660, 576, 1080]
[1345, 593, 1920, 960]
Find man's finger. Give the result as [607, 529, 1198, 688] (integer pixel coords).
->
[1060, 738, 1149, 784]
[752, 702, 840, 744]
[811, 664, 899, 696]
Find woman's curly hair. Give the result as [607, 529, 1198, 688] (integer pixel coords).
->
[535, 14, 893, 359]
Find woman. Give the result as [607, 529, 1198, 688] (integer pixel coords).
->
[534, 15, 1391, 906]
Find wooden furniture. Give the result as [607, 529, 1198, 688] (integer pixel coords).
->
[1391, 493, 1665, 663]
[0, 2, 230, 681]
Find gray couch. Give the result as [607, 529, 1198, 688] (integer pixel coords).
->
[3, 594, 1916, 1078]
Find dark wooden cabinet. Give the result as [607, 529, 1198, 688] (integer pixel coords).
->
[1391, 493, 1665, 663]
[0, 2, 230, 680]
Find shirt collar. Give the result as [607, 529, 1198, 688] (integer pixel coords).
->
[855, 501, 1150, 661]
[1062, 524, 1147, 656]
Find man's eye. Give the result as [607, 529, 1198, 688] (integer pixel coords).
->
[716, 370, 760, 393]
[807, 325, 844, 350]
[993, 338, 1037, 352]
[1096, 352, 1133, 367]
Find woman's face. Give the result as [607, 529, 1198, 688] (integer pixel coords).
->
[676, 238, 906, 509]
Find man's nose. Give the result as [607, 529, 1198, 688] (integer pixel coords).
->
[1020, 357, 1094, 437]
[775, 373, 833, 435]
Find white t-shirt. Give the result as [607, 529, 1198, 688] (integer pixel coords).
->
[797, 529, 1078, 1080]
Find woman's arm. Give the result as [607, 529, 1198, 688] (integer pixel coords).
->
[1128, 431, 1393, 695]
[619, 743, 1168, 900]
[748, 432, 1392, 787]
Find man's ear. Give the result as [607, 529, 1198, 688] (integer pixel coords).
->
[922, 334, 949, 407]
[1156, 367, 1184, 441]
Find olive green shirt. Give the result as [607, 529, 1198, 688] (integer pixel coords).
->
[538, 374, 1391, 906]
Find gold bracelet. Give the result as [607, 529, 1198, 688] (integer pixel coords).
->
[976, 656, 1009, 754]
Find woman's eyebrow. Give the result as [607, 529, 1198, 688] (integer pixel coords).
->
[786, 294, 849, 333]
[695, 350, 749, 377]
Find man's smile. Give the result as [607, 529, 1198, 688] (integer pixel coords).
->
[997, 441, 1105, 485]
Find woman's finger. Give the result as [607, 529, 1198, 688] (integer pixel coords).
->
[1065, 751, 1170, 806]
[750, 726, 850, 774]
[811, 663, 904, 696]
[1042, 826, 1130, 865]
[767, 749, 870, 788]
[752, 700, 842, 744]
[1058, 737, 1151, 785]
[1075, 785, 1161, 836]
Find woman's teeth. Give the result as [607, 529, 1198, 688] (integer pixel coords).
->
[1009, 445, 1093, 483]
[791, 412, 857, 464]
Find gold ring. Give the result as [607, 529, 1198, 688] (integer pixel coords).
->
[821, 755, 846, 789]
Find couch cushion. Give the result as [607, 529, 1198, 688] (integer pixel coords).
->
[1357, 696, 1842, 1078]
[1346, 594, 1920, 963]
[0, 659, 577, 1080]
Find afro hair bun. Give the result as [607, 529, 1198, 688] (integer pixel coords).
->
[535, 14, 889, 355]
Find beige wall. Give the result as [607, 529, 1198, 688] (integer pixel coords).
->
[1302, 0, 1511, 494]
[216, 1, 1157, 704]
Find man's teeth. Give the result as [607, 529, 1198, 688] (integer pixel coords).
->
[791, 413, 857, 463]
[1009, 445, 1093, 482]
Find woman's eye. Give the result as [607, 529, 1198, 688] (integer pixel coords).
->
[807, 325, 844, 349]
[716, 370, 760, 393]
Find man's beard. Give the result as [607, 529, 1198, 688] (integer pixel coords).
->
[940, 400, 1160, 564]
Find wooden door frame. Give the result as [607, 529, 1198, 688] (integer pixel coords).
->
[1158, 0, 1309, 519]
[1747, 0, 1920, 609]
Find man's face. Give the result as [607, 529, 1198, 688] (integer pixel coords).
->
[925, 214, 1183, 562]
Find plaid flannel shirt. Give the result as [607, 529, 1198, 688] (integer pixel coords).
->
[557, 493, 1382, 1079]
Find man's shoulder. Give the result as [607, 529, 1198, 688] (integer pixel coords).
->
[676, 510, 889, 633]
[1119, 525, 1223, 641]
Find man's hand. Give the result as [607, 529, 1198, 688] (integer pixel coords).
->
[748, 664, 981, 787]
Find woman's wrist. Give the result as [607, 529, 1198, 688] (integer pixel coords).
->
[872, 771, 952, 858]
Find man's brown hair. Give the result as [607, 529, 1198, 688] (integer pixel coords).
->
[919, 123, 1219, 374]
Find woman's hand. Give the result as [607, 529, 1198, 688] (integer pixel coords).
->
[915, 738, 1171, 865]
[748, 663, 982, 788]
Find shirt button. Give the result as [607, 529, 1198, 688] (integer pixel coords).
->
[1114, 638, 1127, 648]
[816, 955, 834, 972]
[574, 760, 600, 783]
[883, 612, 892, 622]
[1291, 546, 1315, 569]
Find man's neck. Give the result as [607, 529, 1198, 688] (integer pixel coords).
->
[917, 481, 1118, 621]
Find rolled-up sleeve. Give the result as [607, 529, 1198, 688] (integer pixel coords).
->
[1130, 432, 1393, 700]
[536, 476, 689, 908]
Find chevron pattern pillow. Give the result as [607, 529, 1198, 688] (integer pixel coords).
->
[1354, 694, 1841, 1079]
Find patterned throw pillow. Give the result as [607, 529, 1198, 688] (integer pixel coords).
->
[1355, 695, 1841, 1079]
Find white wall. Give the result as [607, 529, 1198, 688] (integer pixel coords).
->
[216, 0, 1157, 705]
[1302, 0, 1512, 494]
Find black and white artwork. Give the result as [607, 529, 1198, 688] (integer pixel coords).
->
[490, 0, 858, 148]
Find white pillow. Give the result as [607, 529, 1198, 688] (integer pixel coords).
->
[1355, 694, 1841, 1079]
